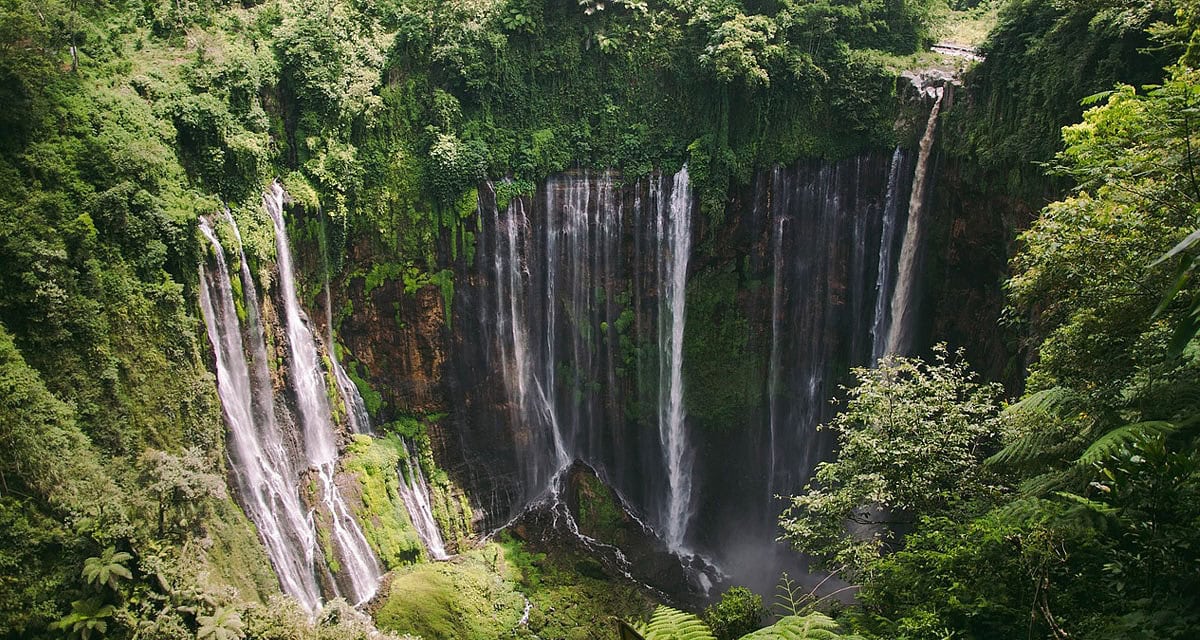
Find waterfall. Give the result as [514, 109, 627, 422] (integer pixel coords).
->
[767, 209, 787, 499]
[885, 87, 944, 356]
[323, 283, 372, 435]
[198, 218, 325, 614]
[491, 190, 569, 489]
[263, 184, 383, 606]
[398, 439, 450, 560]
[483, 168, 697, 553]
[871, 148, 906, 361]
[318, 258, 449, 561]
[655, 167, 695, 550]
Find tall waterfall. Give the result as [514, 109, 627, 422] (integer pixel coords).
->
[482, 168, 698, 553]
[201, 187, 393, 612]
[198, 218, 324, 614]
[885, 87, 944, 356]
[263, 184, 383, 605]
[759, 151, 916, 526]
[654, 167, 695, 550]
[871, 148, 906, 361]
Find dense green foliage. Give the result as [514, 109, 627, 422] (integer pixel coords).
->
[704, 586, 768, 640]
[946, 0, 1173, 192]
[780, 346, 1003, 577]
[780, 13, 1200, 637]
[3, 0, 1196, 635]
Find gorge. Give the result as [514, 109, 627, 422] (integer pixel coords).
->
[1, 0, 1195, 638]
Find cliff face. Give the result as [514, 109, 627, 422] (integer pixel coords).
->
[339, 276, 449, 416]
[325, 82, 1022, 584]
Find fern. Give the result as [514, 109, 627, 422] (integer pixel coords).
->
[989, 388, 1087, 469]
[774, 572, 807, 617]
[1077, 421, 1177, 465]
[634, 606, 717, 640]
[739, 613, 865, 639]
[988, 496, 1059, 527]
[986, 426, 1069, 468]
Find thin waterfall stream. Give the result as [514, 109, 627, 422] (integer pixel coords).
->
[885, 86, 944, 356]
[655, 167, 695, 551]
[264, 184, 383, 605]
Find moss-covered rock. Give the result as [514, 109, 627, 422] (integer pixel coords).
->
[341, 435, 424, 568]
[373, 545, 526, 640]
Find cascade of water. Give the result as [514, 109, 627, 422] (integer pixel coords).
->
[871, 148, 906, 361]
[323, 284, 372, 435]
[760, 155, 907, 506]
[766, 210, 787, 498]
[656, 166, 695, 550]
[492, 192, 569, 491]
[397, 439, 450, 560]
[484, 169, 696, 553]
[885, 88, 944, 356]
[264, 184, 382, 605]
[197, 218, 324, 614]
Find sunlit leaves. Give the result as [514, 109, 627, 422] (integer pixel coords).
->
[780, 346, 1002, 577]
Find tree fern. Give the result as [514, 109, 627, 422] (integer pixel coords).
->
[622, 609, 864, 640]
[1077, 421, 1177, 465]
[774, 572, 807, 617]
[633, 606, 717, 640]
[618, 619, 647, 640]
[988, 496, 1063, 527]
[738, 613, 865, 639]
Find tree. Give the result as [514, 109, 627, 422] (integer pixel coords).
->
[779, 345, 1003, 577]
[138, 448, 226, 539]
[703, 586, 767, 640]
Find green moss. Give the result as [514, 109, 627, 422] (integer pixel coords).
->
[341, 435, 424, 568]
[363, 262, 404, 298]
[379, 414, 424, 440]
[402, 267, 455, 326]
[574, 473, 626, 546]
[347, 360, 384, 417]
[203, 499, 280, 603]
[494, 534, 656, 640]
[374, 545, 526, 640]
[376, 536, 654, 640]
[321, 354, 347, 426]
[281, 170, 321, 213]
[494, 180, 536, 211]
[682, 264, 765, 431]
[317, 515, 340, 575]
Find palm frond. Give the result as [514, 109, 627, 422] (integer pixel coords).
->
[636, 606, 717, 640]
[738, 613, 865, 639]
[1077, 421, 1177, 465]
